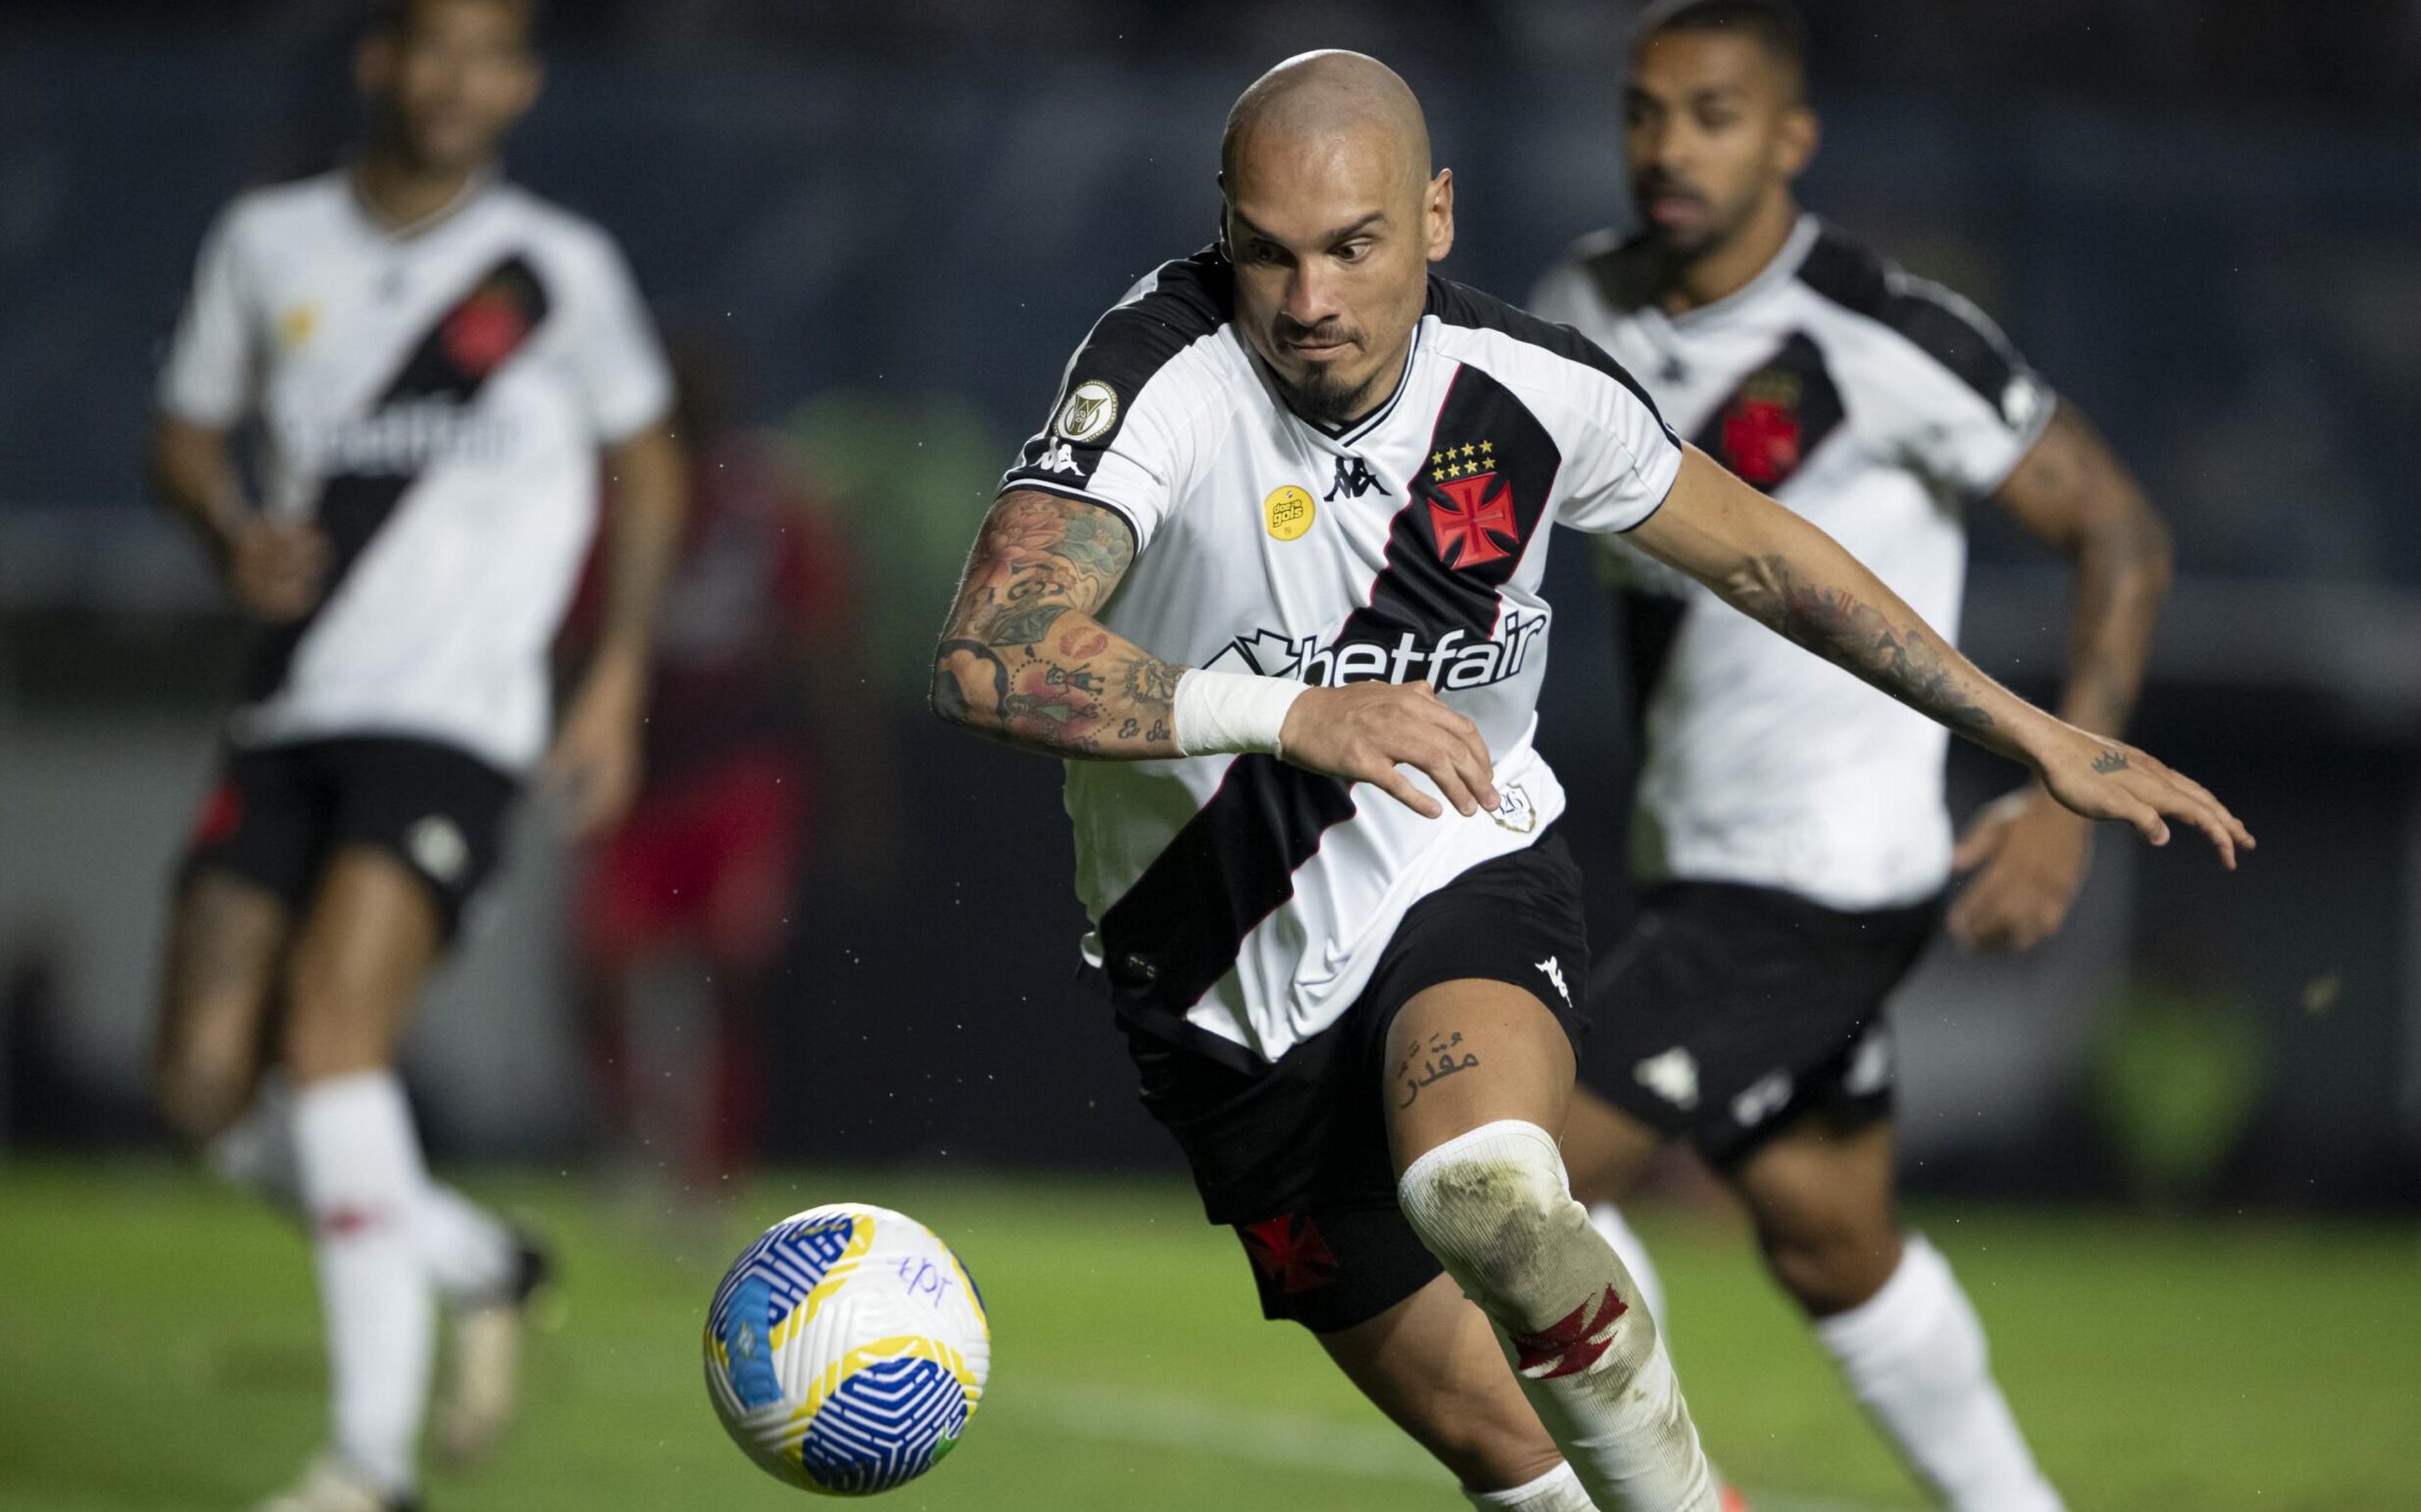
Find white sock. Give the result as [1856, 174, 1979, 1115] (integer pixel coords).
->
[1401, 1121, 1716, 1512]
[1814, 1234, 2064, 1512]
[210, 1076, 518, 1305]
[1466, 1460, 1593, 1510]
[1587, 1201, 1668, 1339]
[293, 1070, 436, 1499]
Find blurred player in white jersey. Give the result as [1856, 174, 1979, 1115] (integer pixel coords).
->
[1530, 3, 2180, 1508]
[934, 49, 2241, 1512]
[146, 2, 684, 1506]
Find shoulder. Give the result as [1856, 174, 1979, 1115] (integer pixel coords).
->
[1792, 221, 2022, 405]
[1069, 246, 1236, 395]
[1549, 226, 1664, 317]
[208, 169, 344, 253]
[492, 185, 634, 277]
[1426, 272, 1669, 430]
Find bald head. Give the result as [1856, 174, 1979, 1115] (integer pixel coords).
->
[1221, 50, 1431, 199]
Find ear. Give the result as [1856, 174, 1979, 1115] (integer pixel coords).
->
[1216, 174, 1235, 260]
[1775, 105, 1821, 181]
[1425, 168, 1456, 264]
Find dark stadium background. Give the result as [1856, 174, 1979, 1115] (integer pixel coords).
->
[3, 0, 2418, 1211]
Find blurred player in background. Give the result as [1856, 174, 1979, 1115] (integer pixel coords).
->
[936, 49, 2239, 1512]
[145, 1, 684, 1507]
[573, 337, 889, 1196]
[1530, 3, 2177, 1508]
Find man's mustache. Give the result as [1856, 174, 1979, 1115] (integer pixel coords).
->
[1273, 318, 1362, 349]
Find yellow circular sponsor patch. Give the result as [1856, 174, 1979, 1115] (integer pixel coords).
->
[1263, 485, 1316, 541]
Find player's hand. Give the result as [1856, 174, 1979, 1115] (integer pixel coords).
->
[545, 645, 647, 839]
[1278, 680, 1499, 819]
[224, 517, 328, 623]
[2028, 722, 2253, 869]
[1948, 785, 2092, 952]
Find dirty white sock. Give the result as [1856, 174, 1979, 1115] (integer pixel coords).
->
[1466, 1459, 1593, 1509]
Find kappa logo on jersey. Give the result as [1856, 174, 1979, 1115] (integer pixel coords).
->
[1425, 440, 1521, 568]
[1240, 1215, 1338, 1295]
[1028, 438, 1080, 475]
[1055, 379, 1120, 443]
[1203, 610, 1548, 691]
[1325, 453, 1384, 501]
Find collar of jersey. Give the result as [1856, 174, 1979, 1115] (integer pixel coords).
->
[1664, 212, 1823, 333]
[1255, 318, 1425, 454]
[341, 162, 501, 245]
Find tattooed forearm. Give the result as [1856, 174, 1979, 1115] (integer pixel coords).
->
[931, 490, 1185, 759]
[1744, 554, 1996, 737]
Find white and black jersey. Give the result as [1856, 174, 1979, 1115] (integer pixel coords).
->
[1001, 247, 1682, 1066]
[1531, 216, 2053, 911]
[159, 169, 673, 774]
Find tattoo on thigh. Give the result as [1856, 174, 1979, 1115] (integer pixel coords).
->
[1395, 1029, 1481, 1108]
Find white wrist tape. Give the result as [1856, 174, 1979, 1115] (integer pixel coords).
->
[1172, 669, 1307, 758]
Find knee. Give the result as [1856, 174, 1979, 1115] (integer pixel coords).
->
[1397, 1120, 1578, 1298]
[279, 950, 383, 1082]
[1755, 1204, 1904, 1317]
[149, 1030, 257, 1146]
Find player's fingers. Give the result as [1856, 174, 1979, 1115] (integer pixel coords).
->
[1411, 738, 1482, 817]
[1368, 763, 1444, 821]
[1949, 873, 2016, 951]
[2163, 789, 2238, 869]
[1950, 817, 2007, 872]
[2124, 797, 2170, 848]
[1434, 710, 1499, 811]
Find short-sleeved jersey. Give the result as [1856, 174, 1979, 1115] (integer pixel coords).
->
[158, 169, 673, 773]
[1530, 215, 2053, 909]
[1000, 247, 1681, 1065]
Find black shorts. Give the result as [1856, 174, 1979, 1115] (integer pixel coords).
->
[1120, 832, 1590, 1335]
[1583, 880, 1942, 1166]
[178, 736, 518, 937]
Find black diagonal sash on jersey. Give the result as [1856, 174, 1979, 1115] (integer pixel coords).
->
[1089, 365, 1562, 1065]
[244, 256, 552, 703]
[1688, 330, 1843, 495]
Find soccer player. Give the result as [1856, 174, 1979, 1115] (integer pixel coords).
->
[146, 2, 683, 1507]
[574, 339, 883, 1191]
[1527, 3, 2177, 1507]
[933, 49, 2244, 1512]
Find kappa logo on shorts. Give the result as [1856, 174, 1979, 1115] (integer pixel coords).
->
[1634, 1047, 1700, 1111]
[407, 815, 469, 886]
[1240, 1215, 1339, 1295]
[1535, 955, 1572, 1010]
[1843, 1024, 1893, 1097]
[1731, 1069, 1793, 1128]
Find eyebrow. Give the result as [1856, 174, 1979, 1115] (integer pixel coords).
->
[1230, 209, 1391, 250]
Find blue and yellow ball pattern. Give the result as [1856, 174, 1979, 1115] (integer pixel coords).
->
[705, 1204, 990, 1496]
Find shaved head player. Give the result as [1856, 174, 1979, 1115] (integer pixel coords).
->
[1531, 4, 2190, 1507]
[935, 51, 2247, 1512]
[148, 1, 685, 1506]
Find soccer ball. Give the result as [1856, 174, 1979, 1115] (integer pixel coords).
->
[704, 1203, 990, 1495]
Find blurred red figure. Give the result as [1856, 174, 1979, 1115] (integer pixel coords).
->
[572, 344, 886, 1190]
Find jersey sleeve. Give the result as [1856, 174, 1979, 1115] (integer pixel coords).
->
[566, 231, 673, 445]
[1876, 276, 2055, 496]
[997, 260, 1226, 555]
[156, 204, 258, 428]
[1553, 358, 1686, 537]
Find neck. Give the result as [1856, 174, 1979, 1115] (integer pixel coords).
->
[1659, 192, 1799, 315]
[352, 142, 486, 234]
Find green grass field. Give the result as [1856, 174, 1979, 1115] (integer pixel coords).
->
[1, 1162, 2414, 1512]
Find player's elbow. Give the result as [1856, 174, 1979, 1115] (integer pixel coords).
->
[927, 642, 995, 734]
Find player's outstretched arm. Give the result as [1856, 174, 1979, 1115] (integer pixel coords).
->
[1627, 446, 2252, 867]
[1949, 403, 2178, 947]
[932, 490, 1501, 816]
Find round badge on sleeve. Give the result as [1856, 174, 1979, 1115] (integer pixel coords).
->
[1263, 485, 1316, 541]
[1055, 381, 1120, 443]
